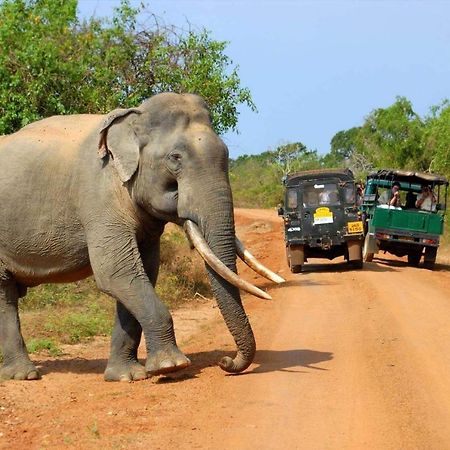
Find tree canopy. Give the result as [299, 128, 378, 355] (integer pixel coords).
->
[0, 0, 255, 135]
[323, 97, 450, 182]
[229, 143, 321, 207]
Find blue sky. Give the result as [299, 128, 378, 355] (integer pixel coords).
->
[78, 1, 450, 159]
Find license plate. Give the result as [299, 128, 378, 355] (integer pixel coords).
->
[399, 236, 414, 241]
[347, 221, 363, 233]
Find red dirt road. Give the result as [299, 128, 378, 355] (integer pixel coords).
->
[1, 208, 450, 449]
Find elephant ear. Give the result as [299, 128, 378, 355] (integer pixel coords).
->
[98, 108, 142, 183]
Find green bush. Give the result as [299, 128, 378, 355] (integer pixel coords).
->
[26, 338, 62, 356]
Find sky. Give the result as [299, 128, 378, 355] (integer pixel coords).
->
[77, 1, 450, 159]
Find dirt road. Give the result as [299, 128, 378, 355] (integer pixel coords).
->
[1, 208, 450, 449]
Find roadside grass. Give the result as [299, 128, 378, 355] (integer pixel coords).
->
[0, 228, 211, 363]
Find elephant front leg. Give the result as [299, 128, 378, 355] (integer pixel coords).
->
[0, 274, 40, 380]
[89, 234, 190, 380]
[105, 296, 190, 378]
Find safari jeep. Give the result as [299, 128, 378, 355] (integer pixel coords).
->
[361, 169, 448, 269]
[279, 168, 364, 273]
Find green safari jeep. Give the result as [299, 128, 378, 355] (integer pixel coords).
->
[361, 169, 448, 269]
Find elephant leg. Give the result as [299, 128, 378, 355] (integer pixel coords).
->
[0, 269, 40, 380]
[136, 234, 192, 375]
[105, 234, 171, 381]
[104, 301, 147, 381]
[88, 230, 190, 379]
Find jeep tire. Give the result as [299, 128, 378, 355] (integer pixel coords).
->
[423, 246, 437, 270]
[362, 234, 374, 262]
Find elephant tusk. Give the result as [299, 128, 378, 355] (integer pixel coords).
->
[235, 237, 285, 284]
[183, 220, 272, 300]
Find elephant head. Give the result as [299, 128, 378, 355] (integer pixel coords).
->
[97, 93, 284, 373]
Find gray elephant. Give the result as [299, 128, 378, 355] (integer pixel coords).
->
[0, 93, 284, 381]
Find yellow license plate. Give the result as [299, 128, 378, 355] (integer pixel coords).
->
[347, 221, 363, 233]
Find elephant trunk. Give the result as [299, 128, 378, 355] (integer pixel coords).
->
[189, 181, 256, 373]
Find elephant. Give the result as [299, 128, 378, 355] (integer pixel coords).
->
[0, 92, 284, 381]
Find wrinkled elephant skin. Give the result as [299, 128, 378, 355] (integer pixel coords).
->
[0, 93, 257, 381]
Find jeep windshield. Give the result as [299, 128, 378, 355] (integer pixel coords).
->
[302, 183, 341, 207]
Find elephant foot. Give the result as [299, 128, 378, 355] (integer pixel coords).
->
[104, 361, 148, 382]
[145, 348, 191, 376]
[0, 362, 41, 381]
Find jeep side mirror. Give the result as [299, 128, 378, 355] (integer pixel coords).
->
[278, 206, 285, 216]
[436, 203, 444, 211]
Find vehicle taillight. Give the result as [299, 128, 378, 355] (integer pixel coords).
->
[422, 238, 438, 245]
[375, 232, 390, 240]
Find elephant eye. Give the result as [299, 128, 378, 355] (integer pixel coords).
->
[168, 152, 182, 162]
[166, 151, 182, 175]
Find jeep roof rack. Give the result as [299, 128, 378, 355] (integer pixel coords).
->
[367, 169, 448, 186]
[284, 168, 354, 186]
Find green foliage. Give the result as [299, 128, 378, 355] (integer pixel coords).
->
[357, 96, 426, 170]
[158, 229, 211, 306]
[322, 127, 361, 167]
[425, 100, 450, 178]
[325, 96, 449, 182]
[44, 306, 112, 344]
[20, 284, 115, 345]
[20, 278, 100, 311]
[26, 338, 62, 356]
[0, 0, 255, 135]
[230, 143, 322, 208]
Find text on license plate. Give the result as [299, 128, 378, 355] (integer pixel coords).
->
[347, 221, 363, 233]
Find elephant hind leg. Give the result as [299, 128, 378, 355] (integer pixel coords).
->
[0, 269, 40, 380]
[104, 301, 147, 382]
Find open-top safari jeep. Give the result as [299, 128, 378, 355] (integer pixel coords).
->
[279, 168, 364, 273]
[361, 169, 448, 269]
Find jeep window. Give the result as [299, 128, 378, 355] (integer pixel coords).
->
[302, 185, 319, 206]
[343, 184, 355, 204]
[287, 188, 298, 209]
[303, 183, 340, 207]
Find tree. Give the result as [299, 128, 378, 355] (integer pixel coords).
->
[272, 142, 320, 175]
[0, 0, 255, 135]
[424, 100, 450, 177]
[357, 96, 426, 170]
[229, 143, 322, 208]
[322, 127, 361, 167]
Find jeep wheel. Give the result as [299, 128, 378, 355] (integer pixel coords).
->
[407, 252, 422, 267]
[286, 244, 304, 274]
[286, 248, 302, 273]
[423, 247, 437, 270]
[349, 259, 363, 270]
[362, 234, 374, 262]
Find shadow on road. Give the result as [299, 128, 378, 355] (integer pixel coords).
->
[299, 260, 396, 273]
[36, 348, 334, 380]
[249, 348, 333, 374]
[37, 357, 107, 375]
[374, 256, 450, 272]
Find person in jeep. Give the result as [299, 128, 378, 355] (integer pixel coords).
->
[378, 181, 401, 207]
[415, 185, 437, 211]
